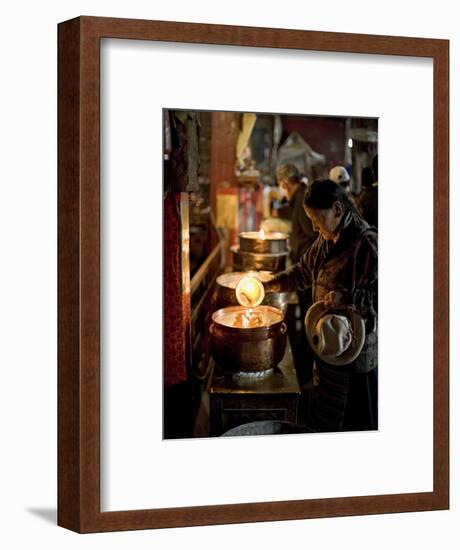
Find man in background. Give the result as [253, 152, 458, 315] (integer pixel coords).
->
[329, 165, 351, 188]
[274, 164, 317, 391]
[275, 164, 316, 264]
[357, 155, 378, 228]
[329, 164, 360, 212]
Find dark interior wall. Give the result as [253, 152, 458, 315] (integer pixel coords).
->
[280, 115, 347, 166]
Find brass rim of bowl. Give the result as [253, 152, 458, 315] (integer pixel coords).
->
[239, 231, 288, 241]
[210, 320, 287, 340]
[230, 245, 289, 258]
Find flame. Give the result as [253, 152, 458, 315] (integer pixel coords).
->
[242, 308, 254, 328]
[258, 228, 266, 240]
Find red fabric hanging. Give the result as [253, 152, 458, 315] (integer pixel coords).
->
[163, 192, 190, 386]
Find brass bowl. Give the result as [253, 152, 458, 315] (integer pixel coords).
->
[209, 305, 287, 373]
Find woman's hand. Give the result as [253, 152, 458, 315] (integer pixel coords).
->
[263, 276, 281, 293]
[324, 290, 349, 309]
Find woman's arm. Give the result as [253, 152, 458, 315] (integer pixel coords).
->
[350, 230, 378, 318]
[264, 238, 320, 293]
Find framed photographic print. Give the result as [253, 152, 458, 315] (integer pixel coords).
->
[58, 16, 449, 533]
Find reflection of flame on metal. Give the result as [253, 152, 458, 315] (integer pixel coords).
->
[242, 308, 252, 328]
[234, 308, 265, 328]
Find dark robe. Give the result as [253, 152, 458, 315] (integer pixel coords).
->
[271, 210, 378, 431]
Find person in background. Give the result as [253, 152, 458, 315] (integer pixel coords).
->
[274, 164, 317, 388]
[275, 164, 316, 264]
[329, 165, 360, 211]
[329, 165, 351, 188]
[361, 165, 375, 189]
[357, 156, 378, 228]
[265, 179, 378, 432]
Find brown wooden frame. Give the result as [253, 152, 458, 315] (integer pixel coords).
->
[58, 16, 449, 533]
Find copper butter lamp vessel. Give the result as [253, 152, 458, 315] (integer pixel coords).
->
[209, 305, 287, 374]
[209, 274, 287, 374]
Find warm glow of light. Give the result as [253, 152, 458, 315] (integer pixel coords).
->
[233, 307, 265, 328]
[258, 228, 266, 240]
[235, 276, 264, 308]
[242, 277, 257, 297]
[242, 308, 252, 328]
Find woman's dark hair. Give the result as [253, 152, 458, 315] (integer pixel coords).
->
[303, 179, 355, 212]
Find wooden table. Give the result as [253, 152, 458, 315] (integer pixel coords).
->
[209, 339, 301, 436]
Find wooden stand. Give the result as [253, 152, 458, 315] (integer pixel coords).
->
[209, 339, 300, 436]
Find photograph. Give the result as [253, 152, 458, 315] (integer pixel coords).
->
[0, 0, 455, 542]
[163, 109, 379, 439]
[54, 14, 449, 532]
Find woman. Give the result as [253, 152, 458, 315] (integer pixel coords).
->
[265, 179, 378, 432]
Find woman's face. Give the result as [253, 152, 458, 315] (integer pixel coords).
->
[304, 202, 344, 241]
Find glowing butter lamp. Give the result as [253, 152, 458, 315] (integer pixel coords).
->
[235, 275, 265, 308]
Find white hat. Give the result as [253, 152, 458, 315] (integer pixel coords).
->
[329, 165, 350, 185]
[305, 301, 365, 366]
